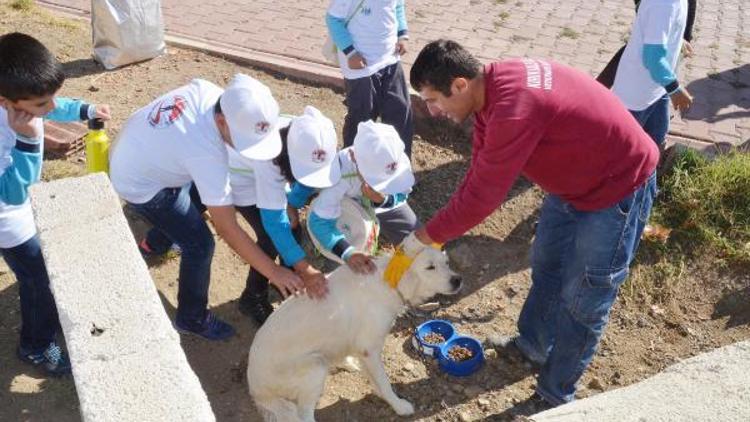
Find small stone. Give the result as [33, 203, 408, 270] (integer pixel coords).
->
[88, 85, 100, 92]
[649, 304, 665, 317]
[404, 362, 416, 373]
[506, 286, 519, 298]
[588, 377, 605, 390]
[482, 263, 490, 271]
[477, 397, 491, 408]
[459, 411, 472, 422]
[417, 302, 440, 312]
[484, 349, 498, 359]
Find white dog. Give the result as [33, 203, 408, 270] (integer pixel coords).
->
[247, 247, 463, 422]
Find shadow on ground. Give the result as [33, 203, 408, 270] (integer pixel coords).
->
[682, 64, 750, 124]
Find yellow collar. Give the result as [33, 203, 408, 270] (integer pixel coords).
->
[383, 249, 413, 289]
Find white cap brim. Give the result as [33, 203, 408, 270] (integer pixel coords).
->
[293, 157, 342, 188]
[234, 124, 282, 161]
[365, 152, 414, 195]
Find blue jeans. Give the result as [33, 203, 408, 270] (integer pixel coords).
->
[630, 95, 670, 146]
[128, 185, 215, 327]
[2, 235, 59, 351]
[516, 172, 657, 405]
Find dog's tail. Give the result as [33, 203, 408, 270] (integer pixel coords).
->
[254, 397, 302, 422]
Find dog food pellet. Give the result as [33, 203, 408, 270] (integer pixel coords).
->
[447, 345, 474, 362]
[423, 332, 446, 345]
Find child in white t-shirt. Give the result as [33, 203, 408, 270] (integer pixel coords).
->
[0, 33, 111, 375]
[226, 106, 341, 325]
[110, 74, 304, 340]
[308, 120, 419, 273]
[612, 0, 693, 147]
[326, 0, 414, 156]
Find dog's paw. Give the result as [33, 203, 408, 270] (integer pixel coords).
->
[391, 398, 415, 416]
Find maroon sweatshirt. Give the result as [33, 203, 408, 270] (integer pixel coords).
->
[425, 59, 659, 244]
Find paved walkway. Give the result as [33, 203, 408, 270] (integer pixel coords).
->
[40, 0, 749, 145]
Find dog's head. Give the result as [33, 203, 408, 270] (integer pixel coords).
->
[398, 247, 462, 305]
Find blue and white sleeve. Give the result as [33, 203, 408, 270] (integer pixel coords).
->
[260, 208, 307, 266]
[395, 0, 408, 38]
[309, 211, 355, 261]
[0, 133, 43, 205]
[45, 97, 92, 122]
[287, 182, 315, 209]
[326, 14, 356, 56]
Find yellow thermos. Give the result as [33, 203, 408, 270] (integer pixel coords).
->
[84, 118, 109, 174]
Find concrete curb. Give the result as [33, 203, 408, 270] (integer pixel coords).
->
[531, 340, 750, 422]
[30, 174, 215, 422]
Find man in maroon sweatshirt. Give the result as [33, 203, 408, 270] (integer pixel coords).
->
[404, 40, 658, 406]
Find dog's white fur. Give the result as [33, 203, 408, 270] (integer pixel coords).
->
[247, 248, 462, 422]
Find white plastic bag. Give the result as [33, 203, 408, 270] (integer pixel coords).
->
[91, 0, 166, 69]
[321, 35, 339, 66]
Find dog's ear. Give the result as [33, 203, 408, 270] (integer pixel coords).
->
[397, 266, 422, 304]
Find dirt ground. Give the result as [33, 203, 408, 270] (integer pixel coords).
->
[1, 4, 749, 422]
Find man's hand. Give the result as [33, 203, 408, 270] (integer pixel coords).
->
[287, 205, 300, 229]
[269, 266, 305, 298]
[361, 182, 385, 204]
[294, 260, 328, 299]
[670, 87, 693, 113]
[346, 252, 376, 275]
[93, 104, 112, 121]
[395, 39, 408, 56]
[348, 52, 367, 70]
[6, 105, 39, 139]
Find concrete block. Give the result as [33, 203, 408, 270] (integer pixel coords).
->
[532, 341, 750, 422]
[30, 173, 214, 422]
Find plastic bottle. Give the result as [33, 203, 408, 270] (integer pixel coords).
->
[84, 118, 109, 174]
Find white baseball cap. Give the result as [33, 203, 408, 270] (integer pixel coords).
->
[288, 106, 342, 188]
[353, 120, 414, 195]
[220, 74, 281, 160]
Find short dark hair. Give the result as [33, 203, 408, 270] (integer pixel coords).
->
[0, 32, 65, 101]
[410, 39, 482, 96]
[273, 125, 294, 183]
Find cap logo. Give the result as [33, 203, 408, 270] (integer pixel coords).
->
[311, 149, 327, 163]
[147, 95, 186, 129]
[255, 121, 270, 135]
[385, 161, 399, 175]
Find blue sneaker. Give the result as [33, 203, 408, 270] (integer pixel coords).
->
[17, 341, 71, 376]
[174, 311, 235, 341]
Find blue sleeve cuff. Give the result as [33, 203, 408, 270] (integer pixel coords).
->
[260, 208, 306, 266]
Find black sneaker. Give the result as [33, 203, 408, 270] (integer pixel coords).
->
[238, 292, 274, 325]
[17, 341, 71, 376]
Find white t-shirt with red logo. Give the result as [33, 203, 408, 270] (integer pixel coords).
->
[328, 0, 401, 80]
[312, 146, 407, 219]
[110, 79, 233, 207]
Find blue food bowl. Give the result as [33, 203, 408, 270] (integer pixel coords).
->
[437, 336, 485, 376]
[412, 320, 455, 357]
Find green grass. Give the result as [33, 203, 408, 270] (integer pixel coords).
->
[626, 149, 750, 302]
[10, 0, 34, 11]
[655, 149, 750, 264]
[559, 27, 580, 39]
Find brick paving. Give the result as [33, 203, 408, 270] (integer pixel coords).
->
[39, 0, 749, 145]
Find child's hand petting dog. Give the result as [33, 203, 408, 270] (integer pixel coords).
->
[295, 260, 329, 299]
[346, 252, 376, 275]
